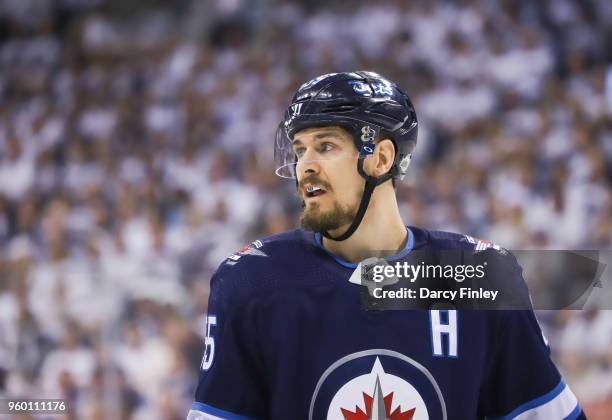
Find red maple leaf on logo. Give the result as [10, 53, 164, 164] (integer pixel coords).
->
[340, 391, 416, 420]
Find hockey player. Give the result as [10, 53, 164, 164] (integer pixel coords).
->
[188, 71, 585, 419]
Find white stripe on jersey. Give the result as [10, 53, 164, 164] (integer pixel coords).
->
[514, 383, 578, 419]
[187, 409, 224, 420]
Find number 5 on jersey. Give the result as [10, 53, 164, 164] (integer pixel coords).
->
[201, 315, 217, 370]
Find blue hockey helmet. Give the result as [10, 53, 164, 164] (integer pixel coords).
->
[274, 71, 418, 181]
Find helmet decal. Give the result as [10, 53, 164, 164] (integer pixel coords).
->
[348, 81, 373, 96]
[290, 102, 303, 117]
[360, 125, 376, 143]
[371, 81, 394, 97]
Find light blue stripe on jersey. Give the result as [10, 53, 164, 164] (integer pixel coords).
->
[314, 227, 414, 269]
[489, 378, 580, 420]
[189, 402, 259, 420]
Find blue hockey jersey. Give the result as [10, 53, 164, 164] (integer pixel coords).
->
[188, 227, 584, 420]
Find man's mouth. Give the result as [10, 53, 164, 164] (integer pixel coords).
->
[303, 183, 327, 199]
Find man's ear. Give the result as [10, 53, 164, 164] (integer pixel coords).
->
[371, 138, 395, 177]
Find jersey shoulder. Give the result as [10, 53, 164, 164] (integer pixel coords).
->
[220, 228, 315, 270]
[410, 225, 505, 253]
[211, 229, 318, 297]
[411, 226, 531, 308]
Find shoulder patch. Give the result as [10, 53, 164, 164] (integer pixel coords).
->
[463, 235, 504, 253]
[225, 240, 268, 266]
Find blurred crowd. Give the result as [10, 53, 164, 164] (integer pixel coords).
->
[0, 0, 611, 418]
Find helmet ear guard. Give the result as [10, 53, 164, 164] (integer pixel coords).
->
[356, 129, 413, 185]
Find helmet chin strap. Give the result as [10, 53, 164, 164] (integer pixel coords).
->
[321, 159, 394, 242]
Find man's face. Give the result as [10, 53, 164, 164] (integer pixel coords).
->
[292, 126, 363, 232]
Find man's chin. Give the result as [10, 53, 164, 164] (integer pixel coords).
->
[300, 211, 330, 232]
[299, 204, 355, 233]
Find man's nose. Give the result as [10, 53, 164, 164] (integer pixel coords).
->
[296, 149, 320, 177]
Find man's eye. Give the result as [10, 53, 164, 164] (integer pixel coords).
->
[294, 148, 305, 158]
[320, 143, 334, 152]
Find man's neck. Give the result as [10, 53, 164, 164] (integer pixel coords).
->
[321, 191, 407, 263]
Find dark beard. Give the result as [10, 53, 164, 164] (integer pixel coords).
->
[300, 200, 357, 233]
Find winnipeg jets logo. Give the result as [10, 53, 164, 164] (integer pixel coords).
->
[336, 358, 418, 420]
[310, 350, 446, 420]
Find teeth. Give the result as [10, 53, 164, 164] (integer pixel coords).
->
[306, 185, 321, 193]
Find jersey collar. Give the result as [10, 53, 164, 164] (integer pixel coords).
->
[314, 227, 414, 269]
